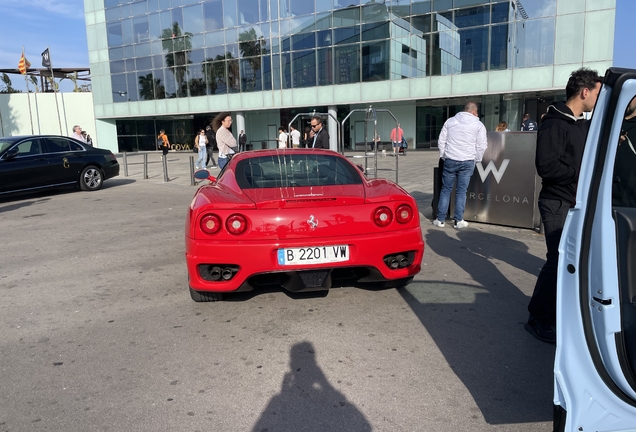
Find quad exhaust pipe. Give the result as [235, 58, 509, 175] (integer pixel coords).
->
[204, 265, 238, 281]
[384, 253, 413, 270]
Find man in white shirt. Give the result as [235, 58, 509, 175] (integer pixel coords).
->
[71, 125, 86, 143]
[433, 102, 487, 229]
[290, 125, 301, 149]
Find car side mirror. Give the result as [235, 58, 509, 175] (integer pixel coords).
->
[194, 169, 216, 183]
[2, 147, 19, 160]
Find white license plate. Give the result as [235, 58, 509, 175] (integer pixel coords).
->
[278, 245, 349, 265]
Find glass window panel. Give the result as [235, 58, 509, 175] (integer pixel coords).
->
[280, 0, 291, 18]
[334, 0, 360, 9]
[412, 34, 428, 77]
[110, 60, 125, 74]
[412, 0, 432, 15]
[183, 4, 204, 34]
[362, 3, 389, 23]
[260, 0, 269, 22]
[333, 26, 360, 45]
[107, 22, 123, 47]
[281, 37, 291, 52]
[206, 46, 226, 60]
[127, 72, 139, 101]
[271, 0, 278, 20]
[105, 0, 121, 7]
[333, 8, 361, 27]
[490, 23, 510, 70]
[228, 58, 240, 92]
[190, 48, 205, 63]
[334, 45, 360, 84]
[316, 30, 332, 47]
[183, 0, 200, 5]
[121, 19, 134, 45]
[317, 47, 333, 85]
[164, 67, 177, 97]
[133, 16, 150, 43]
[136, 56, 153, 70]
[226, 28, 239, 44]
[131, 1, 147, 16]
[281, 53, 292, 88]
[261, 22, 271, 39]
[111, 73, 128, 102]
[272, 54, 281, 89]
[151, 41, 164, 55]
[316, 0, 332, 13]
[204, 1, 224, 31]
[433, 0, 452, 11]
[239, 29, 266, 56]
[147, 0, 160, 13]
[226, 43, 240, 59]
[514, 0, 555, 19]
[159, 10, 172, 32]
[240, 57, 263, 91]
[238, 25, 259, 42]
[120, 4, 132, 18]
[454, 6, 489, 28]
[152, 54, 165, 68]
[152, 69, 166, 99]
[137, 71, 155, 100]
[149, 13, 162, 40]
[458, 26, 488, 72]
[205, 60, 227, 94]
[205, 31, 225, 46]
[191, 33, 205, 49]
[262, 55, 272, 91]
[238, 0, 259, 25]
[110, 47, 125, 60]
[433, 11, 453, 31]
[125, 59, 136, 71]
[292, 15, 316, 34]
[159, 0, 171, 9]
[172, 8, 184, 31]
[225, 0, 238, 27]
[292, 50, 316, 88]
[292, 32, 316, 50]
[361, 22, 389, 41]
[124, 45, 136, 58]
[188, 64, 207, 96]
[106, 7, 121, 22]
[291, 0, 314, 16]
[492, 2, 512, 23]
[431, 30, 462, 75]
[555, 13, 583, 64]
[411, 14, 432, 33]
[454, 0, 488, 7]
[362, 40, 388, 81]
[315, 13, 332, 31]
[514, 17, 555, 68]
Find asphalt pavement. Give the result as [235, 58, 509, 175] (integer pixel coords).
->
[0, 149, 553, 432]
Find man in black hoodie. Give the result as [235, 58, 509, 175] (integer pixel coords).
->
[525, 68, 602, 344]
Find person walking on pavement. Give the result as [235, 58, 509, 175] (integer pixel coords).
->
[390, 124, 404, 155]
[214, 112, 237, 169]
[157, 129, 170, 159]
[205, 125, 218, 167]
[525, 67, 602, 344]
[194, 129, 208, 170]
[520, 113, 538, 131]
[238, 130, 247, 152]
[433, 102, 487, 230]
[278, 127, 288, 149]
[290, 124, 301, 149]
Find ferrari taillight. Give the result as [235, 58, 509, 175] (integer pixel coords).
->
[226, 214, 248, 235]
[396, 204, 414, 224]
[373, 206, 393, 227]
[200, 214, 222, 234]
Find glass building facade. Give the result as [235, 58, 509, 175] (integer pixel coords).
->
[83, 0, 616, 152]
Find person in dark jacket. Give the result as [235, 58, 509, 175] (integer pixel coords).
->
[520, 113, 538, 131]
[204, 125, 217, 168]
[238, 130, 247, 152]
[309, 116, 329, 149]
[525, 67, 602, 344]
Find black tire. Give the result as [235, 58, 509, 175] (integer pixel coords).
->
[80, 165, 104, 191]
[189, 287, 223, 302]
[360, 276, 414, 290]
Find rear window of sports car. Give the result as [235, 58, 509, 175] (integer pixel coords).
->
[235, 154, 363, 189]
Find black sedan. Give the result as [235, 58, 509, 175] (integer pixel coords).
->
[0, 135, 119, 196]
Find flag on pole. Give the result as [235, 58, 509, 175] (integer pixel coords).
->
[41, 48, 51, 69]
[18, 50, 31, 75]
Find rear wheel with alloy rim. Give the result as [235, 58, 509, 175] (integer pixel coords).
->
[80, 165, 103, 191]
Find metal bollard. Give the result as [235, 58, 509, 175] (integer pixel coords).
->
[162, 153, 169, 182]
[122, 152, 128, 177]
[143, 153, 148, 179]
[189, 156, 196, 186]
[395, 152, 399, 183]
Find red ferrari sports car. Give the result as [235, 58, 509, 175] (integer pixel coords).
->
[185, 149, 424, 302]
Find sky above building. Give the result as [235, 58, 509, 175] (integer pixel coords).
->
[0, 0, 634, 92]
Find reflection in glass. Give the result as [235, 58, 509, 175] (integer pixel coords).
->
[291, 0, 315, 16]
[362, 2, 389, 24]
[126, 73, 139, 101]
[334, 7, 361, 27]
[205, 58, 228, 94]
[292, 32, 316, 51]
[107, 22, 123, 47]
[183, 4, 204, 34]
[204, 1, 224, 31]
[281, 53, 292, 89]
[161, 22, 192, 98]
[153, 68, 166, 99]
[240, 57, 262, 91]
[334, 45, 360, 84]
[238, 0, 259, 25]
[262, 55, 272, 91]
[136, 56, 152, 70]
[492, 2, 512, 24]
[515, 18, 555, 68]
[317, 48, 333, 85]
[362, 40, 388, 82]
[361, 22, 389, 41]
[490, 23, 510, 70]
[514, 0, 556, 20]
[122, 19, 133, 45]
[293, 50, 316, 88]
[454, 6, 489, 29]
[411, 14, 432, 33]
[459, 27, 488, 72]
[111, 73, 127, 103]
[224, 0, 238, 28]
[334, 26, 360, 45]
[188, 64, 207, 96]
[228, 58, 240, 93]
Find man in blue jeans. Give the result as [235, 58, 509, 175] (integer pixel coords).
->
[433, 102, 487, 229]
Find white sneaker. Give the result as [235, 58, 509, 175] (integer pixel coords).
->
[454, 220, 469, 229]
[432, 219, 445, 228]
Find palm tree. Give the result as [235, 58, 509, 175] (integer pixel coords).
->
[0, 73, 20, 93]
[29, 76, 39, 92]
[238, 28, 269, 92]
[138, 73, 166, 100]
[203, 54, 229, 95]
[63, 71, 80, 92]
[161, 22, 193, 97]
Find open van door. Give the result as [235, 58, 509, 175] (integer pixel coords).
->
[554, 68, 636, 431]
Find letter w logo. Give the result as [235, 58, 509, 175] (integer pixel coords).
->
[476, 159, 510, 184]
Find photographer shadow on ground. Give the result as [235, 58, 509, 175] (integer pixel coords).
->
[399, 228, 554, 426]
[252, 341, 371, 432]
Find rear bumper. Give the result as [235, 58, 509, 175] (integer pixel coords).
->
[103, 162, 119, 180]
[186, 227, 424, 293]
